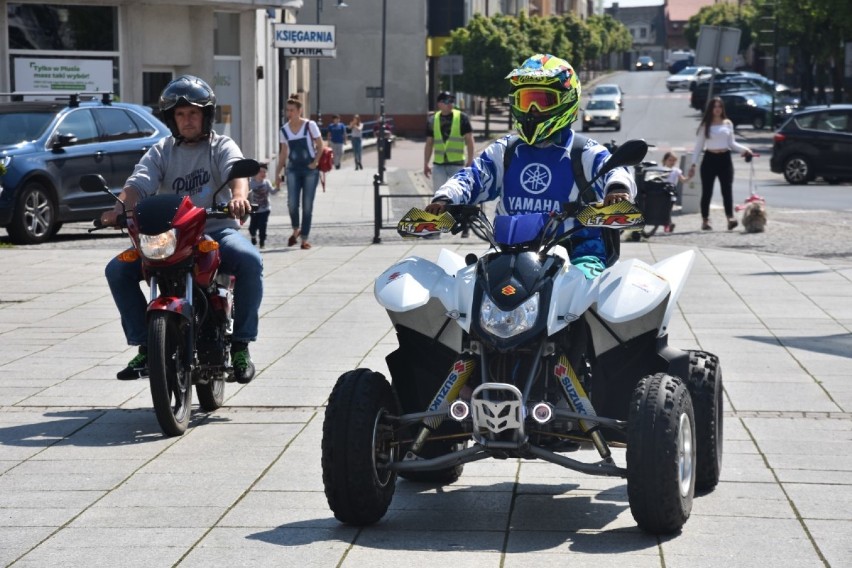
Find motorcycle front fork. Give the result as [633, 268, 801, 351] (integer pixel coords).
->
[149, 273, 196, 374]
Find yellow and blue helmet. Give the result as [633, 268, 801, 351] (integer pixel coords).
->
[506, 54, 581, 145]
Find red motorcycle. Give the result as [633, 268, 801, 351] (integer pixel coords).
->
[82, 159, 259, 436]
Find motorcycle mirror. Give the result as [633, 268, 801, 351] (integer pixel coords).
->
[226, 158, 261, 181]
[79, 174, 109, 194]
[602, 139, 648, 172]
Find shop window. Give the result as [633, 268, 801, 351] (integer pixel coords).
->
[215, 13, 240, 56]
[7, 4, 117, 51]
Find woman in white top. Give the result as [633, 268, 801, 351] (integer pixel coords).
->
[688, 97, 753, 231]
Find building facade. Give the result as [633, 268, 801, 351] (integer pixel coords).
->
[0, 0, 302, 166]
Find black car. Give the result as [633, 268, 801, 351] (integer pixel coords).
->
[691, 76, 797, 111]
[635, 56, 655, 71]
[770, 104, 852, 184]
[718, 91, 795, 130]
[0, 93, 170, 244]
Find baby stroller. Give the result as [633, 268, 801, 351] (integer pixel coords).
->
[735, 154, 766, 233]
[628, 164, 677, 241]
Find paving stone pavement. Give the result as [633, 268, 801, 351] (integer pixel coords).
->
[0, 137, 851, 567]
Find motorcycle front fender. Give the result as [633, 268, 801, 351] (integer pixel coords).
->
[147, 297, 193, 323]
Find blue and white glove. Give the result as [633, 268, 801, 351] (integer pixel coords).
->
[571, 255, 606, 280]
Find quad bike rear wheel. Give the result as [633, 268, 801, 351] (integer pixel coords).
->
[322, 368, 399, 525]
[627, 373, 696, 534]
[684, 350, 723, 491]
[148, 312, 193, 436]
[398, 440, 466, 485]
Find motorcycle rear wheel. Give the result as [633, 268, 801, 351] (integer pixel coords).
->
[627, 373, 696, 534]
[684, 350, 723, 491]
[196, 376, 225, 411]
[322, 368, 399, 525]
[148, 312, 193, 436]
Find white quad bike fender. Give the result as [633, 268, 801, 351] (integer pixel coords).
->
[374, 249, 473, 353]
[549, 250, 696, 354]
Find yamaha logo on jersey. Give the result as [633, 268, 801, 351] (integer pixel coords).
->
[520, 163, 551, 195]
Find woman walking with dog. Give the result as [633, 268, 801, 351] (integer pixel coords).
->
[688, 97, 753, 231]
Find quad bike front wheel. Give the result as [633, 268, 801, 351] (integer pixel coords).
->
[684, 350, 723, 491]
[322, 368, 399, 525]
[627, 373, 696, 534]
[148, 312, 193, 436]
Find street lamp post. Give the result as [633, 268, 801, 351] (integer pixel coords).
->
[315, 0, 347, 127]
[373, 0, 387, 244]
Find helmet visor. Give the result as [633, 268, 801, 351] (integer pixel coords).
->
[512, 87, 562, 113]
[160, 81, 212, 111]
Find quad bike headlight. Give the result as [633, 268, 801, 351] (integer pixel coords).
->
[480, 292, 539, 338]
[139, 229, 177, 259]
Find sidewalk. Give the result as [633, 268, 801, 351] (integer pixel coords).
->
[0, 142, 851, 567]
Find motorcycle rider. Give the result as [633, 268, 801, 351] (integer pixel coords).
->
[100, 75, 262, 384]
[425, 54, 636, 277]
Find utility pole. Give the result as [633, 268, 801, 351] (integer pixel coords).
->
[756, 0, 778, 126]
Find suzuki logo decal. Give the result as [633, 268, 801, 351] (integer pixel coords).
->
[502, 285, 516, 296]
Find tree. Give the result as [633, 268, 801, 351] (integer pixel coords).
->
[684, 2, 755, 54]
[443, 14, 517, 136]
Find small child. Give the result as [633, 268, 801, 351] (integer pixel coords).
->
[248, 163, 273, 249]
[661, 152, 691, 233]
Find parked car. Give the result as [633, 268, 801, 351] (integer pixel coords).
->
[635, 56, 655, 71]
[589, 83, 624, 109]
[691, 76, 798, 111]
[717, 91, 795, 130]
[0, 93, 170, 244]
[666, 66, 717, 92]
[770, 104, 852, 184]
[581, 99, 621, 132]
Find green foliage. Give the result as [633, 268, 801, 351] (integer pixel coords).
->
[442, 12, 631, 101]
[443, 14, 516, 100]
[684, 2, 755, 53]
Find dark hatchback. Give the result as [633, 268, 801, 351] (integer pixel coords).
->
[0, 94, 169, 244]
[691, 76, 798, 111]
[718, 91, 795, 130]
[770, 104, 852, 184]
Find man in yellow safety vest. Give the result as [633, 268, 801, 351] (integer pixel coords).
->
[423, 91, 476, 235]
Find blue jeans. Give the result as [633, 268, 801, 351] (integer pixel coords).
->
[286, 166, 319, 239]
[105, 227, 264, 346]
[351, 137, 362, 166]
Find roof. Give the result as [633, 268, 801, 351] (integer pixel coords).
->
[666, 0, 731, 22]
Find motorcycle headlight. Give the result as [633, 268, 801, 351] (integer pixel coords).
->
[139, 229, 177, 259]
[480, 292, 539, 339]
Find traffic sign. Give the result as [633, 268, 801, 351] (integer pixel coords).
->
[366, 86, 383, 98]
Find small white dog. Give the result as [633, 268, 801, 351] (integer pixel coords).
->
[737, 194, 767, 233]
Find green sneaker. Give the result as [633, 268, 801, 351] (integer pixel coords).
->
[232, 345, 255, 384]
[117, 350, 148, 380]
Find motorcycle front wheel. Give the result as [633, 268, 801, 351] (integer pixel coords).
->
[148, 312, 193, 436]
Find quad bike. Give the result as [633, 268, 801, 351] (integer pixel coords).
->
[81, 159, 260, 436]
[321, 140, 723, 534]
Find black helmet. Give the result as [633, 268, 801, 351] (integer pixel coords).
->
[158, 75, 216, 139]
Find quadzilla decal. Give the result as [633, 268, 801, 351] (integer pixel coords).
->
[397, 207, 455, 238]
